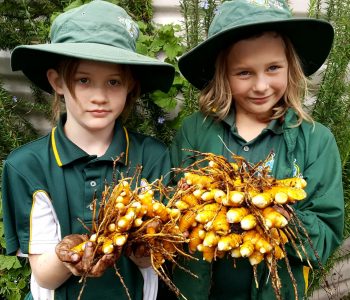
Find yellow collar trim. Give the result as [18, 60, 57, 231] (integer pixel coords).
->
[303, 266, 310, 293]
[51, 127, 63, 167]
[51, 126, 129, 167]
[123, 126, 129, 165]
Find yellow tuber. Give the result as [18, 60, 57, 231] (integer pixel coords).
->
[226, 207, 249, 223]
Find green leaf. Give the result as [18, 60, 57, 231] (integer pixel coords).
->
[137, 21, 148, 32]
[12, 258, 22, 269]
[64, 0, 85, 11]
[173, 75, 186, 87]
[135, 43, 149, 56]
[0, 255, 20, 270]
[149, 39, 163, 53]
[137, 33, 152, 44]
[150, 90, 177, 111]
[17, 278, 27, 289]
[163, 42, 183, 60]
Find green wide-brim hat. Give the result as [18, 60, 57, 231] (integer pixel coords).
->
[11, 0, 175, 94]
[179, 0, 334, 90]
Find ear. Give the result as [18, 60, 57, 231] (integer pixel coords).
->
[47, 69, 64, 95]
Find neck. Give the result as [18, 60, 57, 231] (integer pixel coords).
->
[235, 112, 269, 142]
[64, 123, 114, 157]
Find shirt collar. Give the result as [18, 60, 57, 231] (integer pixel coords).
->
[222, 107, 284, 135]
[50, 114, 129, 167]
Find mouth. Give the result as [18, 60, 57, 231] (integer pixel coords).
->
[88, 109, 111, 116]
[250, 96, 271, 103]
[89, 109, 109, 112]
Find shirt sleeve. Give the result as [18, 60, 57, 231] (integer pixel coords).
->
[29, 191, 61, 254]
[2, 160, 59, 300]
[288, 125, 344, 267]
[2, 160, 60, 255]
[2, 160, 34, 255]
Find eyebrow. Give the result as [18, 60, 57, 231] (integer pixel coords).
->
[267, 59, 288, 65]
[75, 71, 123, 75]
[231, 59, 287, 69]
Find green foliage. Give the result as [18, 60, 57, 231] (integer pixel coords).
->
[0, 185, 31, 300]
[0, 0, 69, 49]
[180, 0, 219, 50]
[307, 0, 350, 297]
[311, 1, 350, 159]
[118, 0, 153, 23]
[0, 253, 31, 300]
[0, 85, 42, 162]
[129, 21, 187, 144]
[177, 0, 223, 124]
[310, 0, 350, 238]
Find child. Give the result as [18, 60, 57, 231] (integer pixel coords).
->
[1, 1, 175, 300]
[170, 0, 344, 299]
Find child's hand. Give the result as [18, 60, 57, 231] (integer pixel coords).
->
[56, 234, 121, 277]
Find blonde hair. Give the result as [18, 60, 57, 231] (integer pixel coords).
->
[199, 32, 314, 126]
[51, 58, 140, 124]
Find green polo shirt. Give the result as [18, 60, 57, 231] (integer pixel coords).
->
[2, 114, 171, 300]
[170, 109, 344, 300]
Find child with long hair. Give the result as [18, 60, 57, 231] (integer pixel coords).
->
[171, 0, 344, 299]
[2, 1, 174, 299]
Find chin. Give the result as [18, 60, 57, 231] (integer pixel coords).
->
[87, 122, 114, 131]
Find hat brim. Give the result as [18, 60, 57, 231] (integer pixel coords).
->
[11, 43, 175, 94]
[178, 19, 334, 90]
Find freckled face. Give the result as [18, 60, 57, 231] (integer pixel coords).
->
[226, 32, 289, 120]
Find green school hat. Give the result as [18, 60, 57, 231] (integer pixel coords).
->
[178, 0, 334, 90]
[11, 0, 175, 94]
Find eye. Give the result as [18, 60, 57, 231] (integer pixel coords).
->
[268, 65, 280, 72]
[78, 77, 89, 84]
[108, 79, 121, 86]
[237, 70, 251, 77]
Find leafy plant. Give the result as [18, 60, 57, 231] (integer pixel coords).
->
[0, 85, 46, 162]
[127, 21, 186, 145]
[0, 182, 31, 300]
[307, 0, 350, 297]
[310, 0, 350, 246]
[175, 0, 223, 129]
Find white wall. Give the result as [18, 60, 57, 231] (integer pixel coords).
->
[152, 0, 309, 25]
[289, 0, 309, 15]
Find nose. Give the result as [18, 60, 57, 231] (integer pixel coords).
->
[253, 75, 269, 92]
[91, 86, 108, 104]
